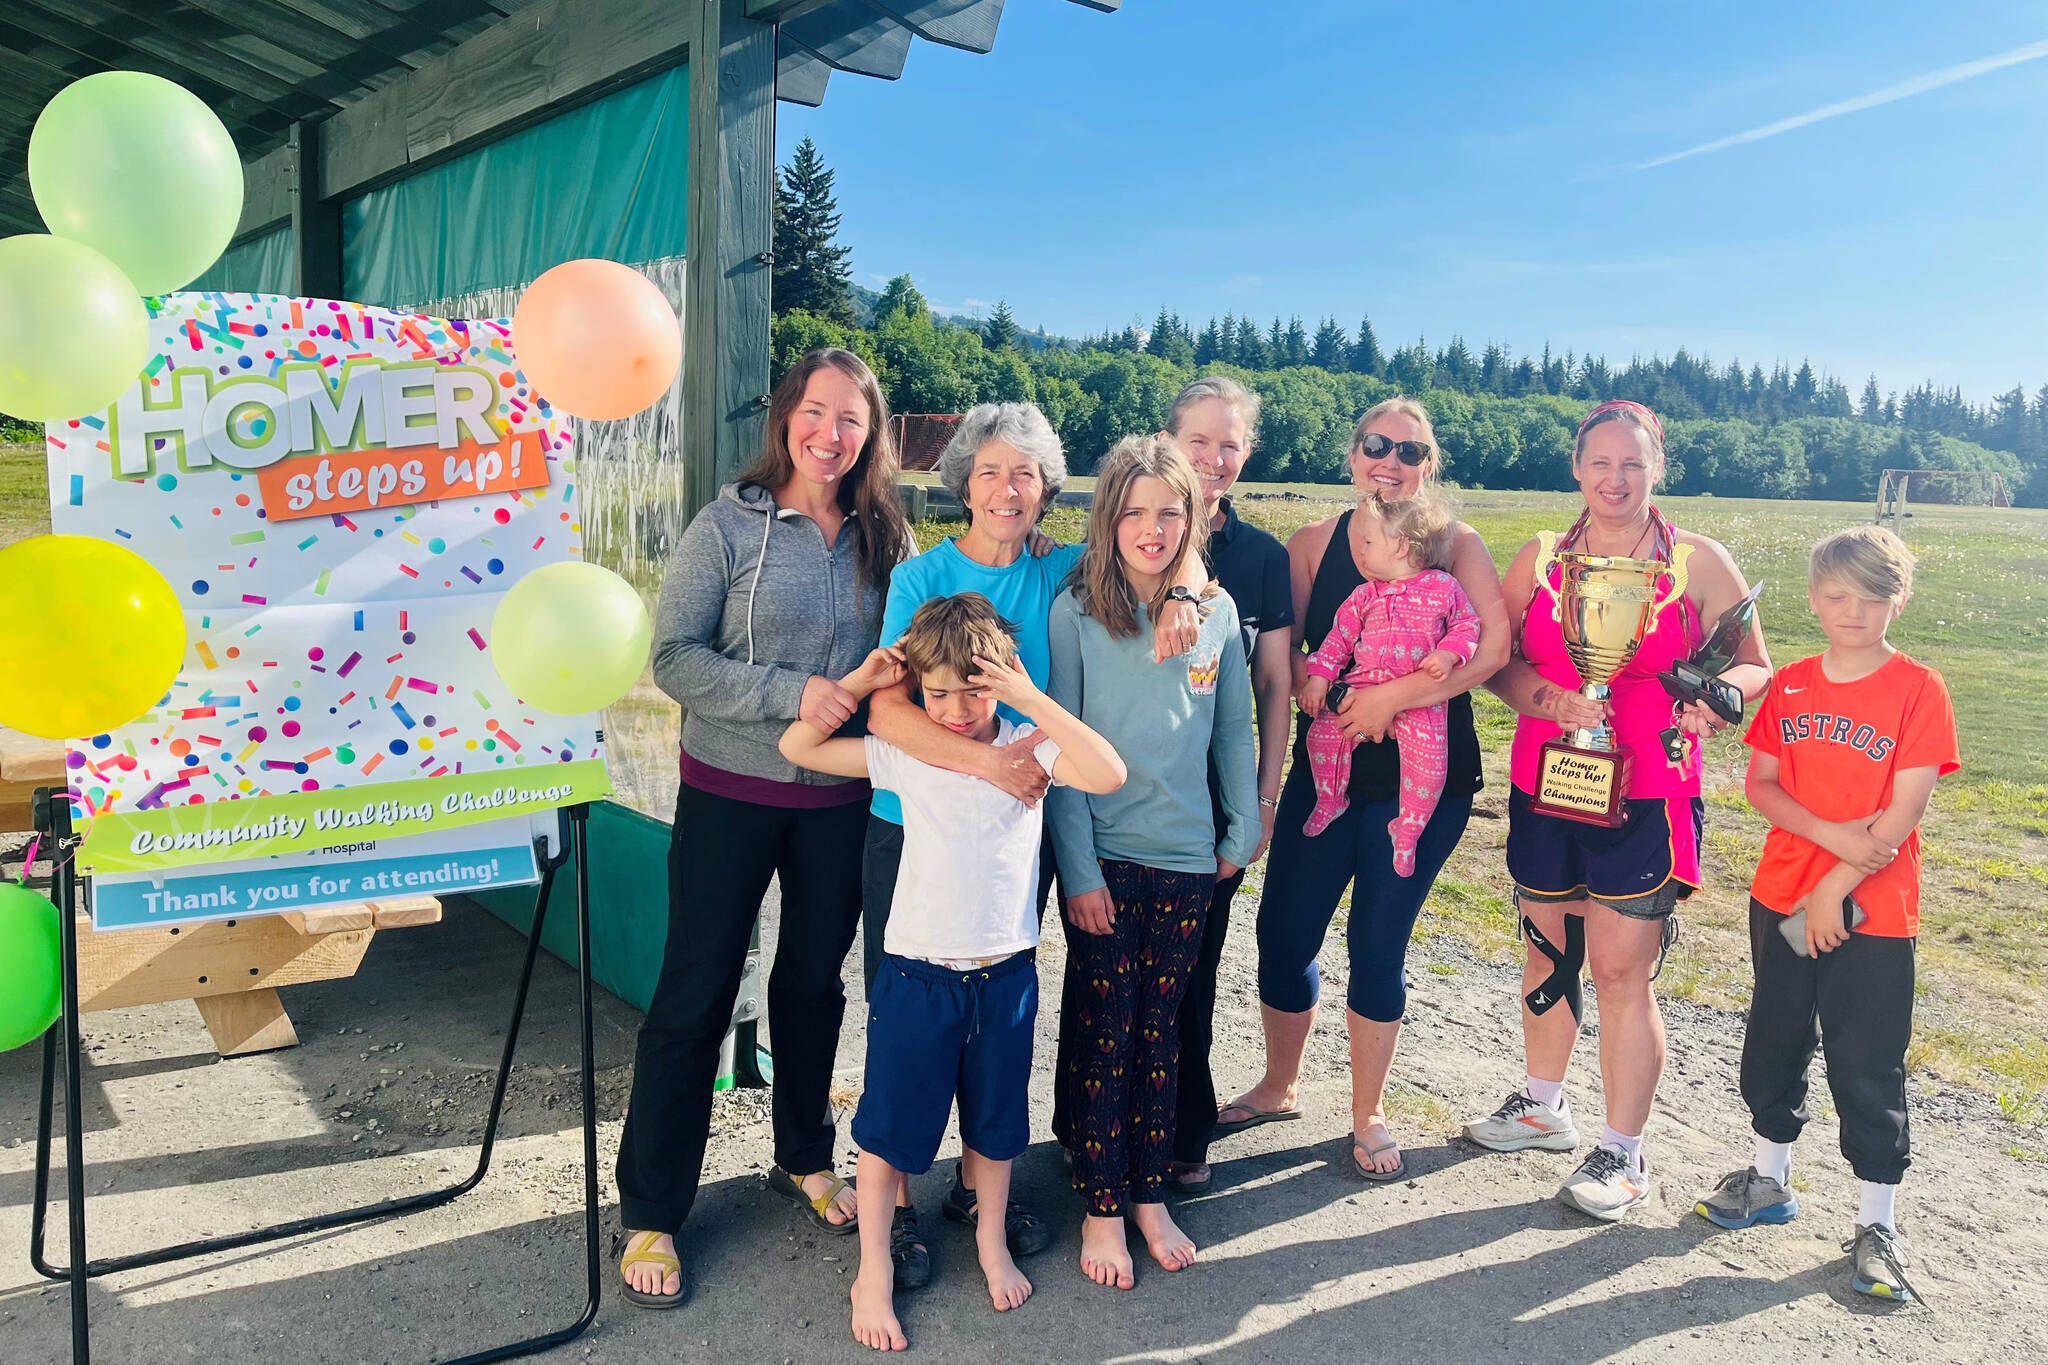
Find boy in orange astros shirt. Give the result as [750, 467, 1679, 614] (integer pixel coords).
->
[1693, 525, 1958, 1305]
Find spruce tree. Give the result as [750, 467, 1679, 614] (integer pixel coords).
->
[772, 136, 857, 324]
[1282, 316, 1309, 367]
[983, 299, 1018, 350]
[1195, 317, 1224, 367]
[1351, 315, 1385, 376]
[1791, 361, 1819, 412]
[1236, 319, 1269, 369]
[1859, 376, 1884, 423]
[1310, 318, 1349, 371]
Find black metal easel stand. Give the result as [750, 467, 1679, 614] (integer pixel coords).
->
[25, 792, 603, 1364]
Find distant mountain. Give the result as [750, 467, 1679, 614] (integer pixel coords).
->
[848, 282, 1061, 351]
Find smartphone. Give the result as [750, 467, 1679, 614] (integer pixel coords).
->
[1780, 895, 1867, 956]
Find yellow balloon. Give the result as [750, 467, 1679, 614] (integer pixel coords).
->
[490, 561, 651, 715]
[0, 535, 188, 739]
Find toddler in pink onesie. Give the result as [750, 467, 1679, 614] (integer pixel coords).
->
[1299, 493, 1483, 872]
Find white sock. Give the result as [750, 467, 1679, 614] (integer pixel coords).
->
[1524, 1075, 1566, 1111]
[1753, 1138, 1793, 1186]
[1858, 1181, 1898, 1231]
[1601, 1126, 1645, 1168]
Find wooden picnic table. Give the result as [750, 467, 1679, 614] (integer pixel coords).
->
[3, 727, 443, 1056]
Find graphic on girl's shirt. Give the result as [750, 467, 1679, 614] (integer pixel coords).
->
[1186, 650, 1220, 696]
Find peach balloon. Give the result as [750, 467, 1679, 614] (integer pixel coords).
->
[512, 259, 681, 421]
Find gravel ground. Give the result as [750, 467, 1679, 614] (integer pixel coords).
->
[2, 864, 2044, 1364]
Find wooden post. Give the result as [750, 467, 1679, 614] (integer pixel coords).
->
[683, 0, 777, 524]
[288, 121, 343, 299]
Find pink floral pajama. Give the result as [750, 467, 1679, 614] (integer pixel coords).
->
[1303, 570, 1483, 874]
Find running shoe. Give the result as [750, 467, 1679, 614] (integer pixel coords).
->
[1695, 1166, 1799, 1229]
[1557, 1143, 1653, 1222]
[1462, 1090, 1581, 1153]
[1848, 1223, 1922, 1304]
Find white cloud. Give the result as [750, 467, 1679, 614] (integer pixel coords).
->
[1636, 36, 2048, 171]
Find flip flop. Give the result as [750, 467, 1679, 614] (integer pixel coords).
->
[766, 1165, 859, 1235]
[615, 1230, 690, 1310]
[1166, 1161, 1213, 1197]
[1351, 1130, 1408, 1184]
[1212, 1101, 1304, 1138]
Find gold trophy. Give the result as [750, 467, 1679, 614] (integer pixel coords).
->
[1528, 533, 1692, 826]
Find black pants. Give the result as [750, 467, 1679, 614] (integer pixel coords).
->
[1739, 899, 1915, 1185]
[860, 811, 1058, 994]
[615, 781, 868, 1234]
[1172, 866, 1246, 1164]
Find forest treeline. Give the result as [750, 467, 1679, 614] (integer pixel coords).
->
[773, 279, 2031, 504]
[768, 136, 2039, 506]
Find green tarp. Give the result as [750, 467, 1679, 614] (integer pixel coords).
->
[188, 222, 294, 295]
[472, 800, 674, 1013]
[470, 800, 766, 1090]
[342, 63, 690, 308]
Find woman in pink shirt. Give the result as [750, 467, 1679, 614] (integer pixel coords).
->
[1463, 400, 1771, 1223]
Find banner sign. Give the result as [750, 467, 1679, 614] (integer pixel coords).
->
[88, 818, 542, 931]
[47, 291, 611, 926]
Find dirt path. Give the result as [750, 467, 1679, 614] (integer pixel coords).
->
[2, 889, 2043, 1363]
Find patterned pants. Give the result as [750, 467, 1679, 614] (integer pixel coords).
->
[1304, 698, 1450, 876]
[1054, 858, 1216, 1217]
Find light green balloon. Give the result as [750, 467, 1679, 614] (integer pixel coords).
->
[29, 71, 244, 294]
[0, 235, 151, 423]
[490, 562, 653, 715]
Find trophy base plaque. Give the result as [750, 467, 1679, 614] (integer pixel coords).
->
[1529, 737, 1632, 827]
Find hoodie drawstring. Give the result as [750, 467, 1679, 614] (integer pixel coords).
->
[745, 505, 772, 666]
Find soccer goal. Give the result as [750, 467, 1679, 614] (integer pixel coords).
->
[1874, 468, 2012, 528]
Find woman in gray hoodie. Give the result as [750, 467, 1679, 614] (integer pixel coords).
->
[615, 348, 913, 1309]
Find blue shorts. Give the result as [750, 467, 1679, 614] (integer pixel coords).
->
[851, 951, 1037, 1174]
[1506, 786, 1704, 920]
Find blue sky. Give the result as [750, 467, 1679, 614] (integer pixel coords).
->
[779, 0, 2048, 404]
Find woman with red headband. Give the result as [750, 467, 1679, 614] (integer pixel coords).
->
[1463, 399, 1771, 1222]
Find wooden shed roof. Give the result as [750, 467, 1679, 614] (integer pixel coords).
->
[0, 0, 1121, 237]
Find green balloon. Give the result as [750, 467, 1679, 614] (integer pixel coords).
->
[490, 562, 653, 715]
[0, 235, 152, 423]
[0, 882, 61, 1053]
[29, 71, 243, 294]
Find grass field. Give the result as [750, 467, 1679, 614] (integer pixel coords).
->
[925, 482, 2048, 1110]
[5, 443, 2044, 1107]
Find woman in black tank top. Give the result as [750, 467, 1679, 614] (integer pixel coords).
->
[1212, 398, 1508, 1181]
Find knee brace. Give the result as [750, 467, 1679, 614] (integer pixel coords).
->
[1522, 912, 1586, 1023]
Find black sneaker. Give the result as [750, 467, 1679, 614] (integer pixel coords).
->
[942, 1175, 1053, 1258]
[890, 1206, 931, 1291]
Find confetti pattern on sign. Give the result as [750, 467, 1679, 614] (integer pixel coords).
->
[47, 292, 602, 820]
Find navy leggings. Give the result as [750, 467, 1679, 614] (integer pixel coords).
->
[1255, 762, 1472, 1021]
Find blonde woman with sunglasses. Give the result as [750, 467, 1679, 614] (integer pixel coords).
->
[1214, 397, 1510, 1182]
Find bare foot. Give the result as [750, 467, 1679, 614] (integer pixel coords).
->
[1354, 1118, 1403, 1176]
[980, 1243, 1033, 1312]
[1130, 1202, 1197, 1272]
[804, 1169, 859, 1228]
[620, 1229, 681, 1299]
[850, 1266, 906, 1351]
[1078, 1214, 1135, 1290]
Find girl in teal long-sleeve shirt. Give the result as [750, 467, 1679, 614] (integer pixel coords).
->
[1046, 433, 1257, 1292]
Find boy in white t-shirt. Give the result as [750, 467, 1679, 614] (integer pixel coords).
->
[780, 592, 1127, 1352]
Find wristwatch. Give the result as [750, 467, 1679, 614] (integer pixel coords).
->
[1258, 795, 1281, 810]
[1164, 584, 1199, 604]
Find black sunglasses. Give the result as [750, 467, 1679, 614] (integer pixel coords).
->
[1357, 433, 1432, 467]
